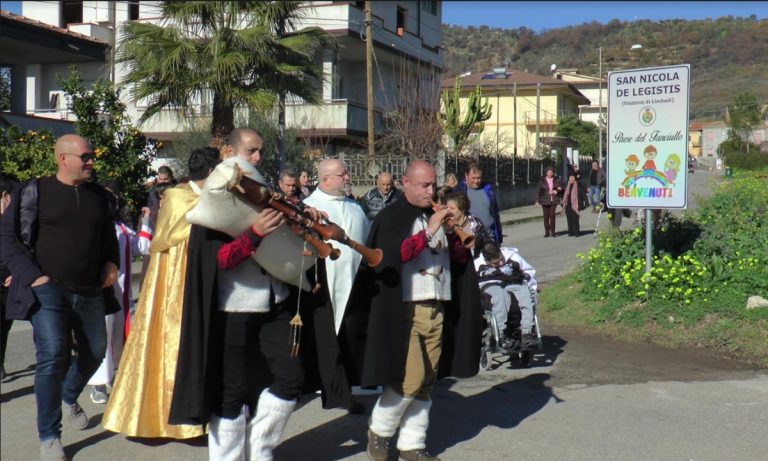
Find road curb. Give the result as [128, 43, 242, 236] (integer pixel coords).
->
[501, 215, 544, 226]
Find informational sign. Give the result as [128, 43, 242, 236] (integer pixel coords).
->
[606, 64, 690, 209]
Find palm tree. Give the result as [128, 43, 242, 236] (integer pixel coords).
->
[118, 1, 334, 143]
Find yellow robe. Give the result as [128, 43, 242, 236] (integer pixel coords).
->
[101, 184, 205, 439]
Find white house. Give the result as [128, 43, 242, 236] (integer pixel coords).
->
[552, 68, 606, 126]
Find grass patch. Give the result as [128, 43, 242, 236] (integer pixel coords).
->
[538, 274, 768, 368]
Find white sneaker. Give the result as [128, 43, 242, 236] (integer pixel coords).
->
[90, 385, 108, 404]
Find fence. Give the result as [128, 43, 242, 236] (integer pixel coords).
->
[328, 150, 594, 208]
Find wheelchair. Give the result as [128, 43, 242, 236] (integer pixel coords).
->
[479, 288, 543, 370]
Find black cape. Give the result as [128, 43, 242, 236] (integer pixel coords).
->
[299, 259, 354, 409]
[340, 198, 482, 388]
[168, 225, 344, 426]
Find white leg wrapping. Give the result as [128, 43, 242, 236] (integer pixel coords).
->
[208, 411, 247, 461]
[369, 386, 414, 438]
[246, 389, 296, 461]
[396, 398, 432, 451]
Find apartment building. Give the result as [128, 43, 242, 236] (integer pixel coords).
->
[1, 1, 444, 152]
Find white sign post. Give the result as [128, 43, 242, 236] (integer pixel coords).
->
[606, 64, 690, 272]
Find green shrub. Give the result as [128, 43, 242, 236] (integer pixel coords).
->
[721, 138, 768, 170]
[578, 175, 768, 326]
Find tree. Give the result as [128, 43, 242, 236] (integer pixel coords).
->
[726, 92, 761, 153]
[376, 61, 444, 160]
[0, 68, 10, 111]
[441, 76, 492, 156]
[0, 126, 56, 180]
[555, 114, 600, 158]
[59, 67, 159, 213]
[118, 1, 334, 143]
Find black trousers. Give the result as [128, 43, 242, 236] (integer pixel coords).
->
[0, 288, 12, 370]
[217, 305, 305, 418]
[542, 205, 557, 235]
[565, 206, 580, 235]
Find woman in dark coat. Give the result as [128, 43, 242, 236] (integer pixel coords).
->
[535, 167, 563, 237]
[562, 173, 588, 236]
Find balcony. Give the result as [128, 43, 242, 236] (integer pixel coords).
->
[286, 99, 384, 135]
[523, 110, 579, 127]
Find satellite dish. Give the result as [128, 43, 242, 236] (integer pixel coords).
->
[550, 64, 557, 71]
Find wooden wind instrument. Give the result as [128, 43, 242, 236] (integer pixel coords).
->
[231, 168, 383, 266]
[232, 173, 341, 260]
[430, 200, 475, 249]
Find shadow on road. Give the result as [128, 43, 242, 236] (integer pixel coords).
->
[1, 363, 36, 384]
[276, 410, 369, 460]
[125, 434, 208, 448]
[66, 430, 118, 458]
[428, 373, 562, 455]
[0, 384, 35, 403]
[485, 334, 568, 371]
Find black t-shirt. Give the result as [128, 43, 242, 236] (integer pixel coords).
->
[589, 170, 599, 186]
[34, 176, 119, 289]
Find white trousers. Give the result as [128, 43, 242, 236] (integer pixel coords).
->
[87, 312, 124, 386]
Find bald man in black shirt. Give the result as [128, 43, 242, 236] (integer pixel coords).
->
[1, 134, 119, 461]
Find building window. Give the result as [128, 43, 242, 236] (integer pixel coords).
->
[61, 0, 83, 26]
[129, 1, 140, 20]
[354, 1, 365, 9]
[420, 0, 437, 15]
[396, 7, 406, 36]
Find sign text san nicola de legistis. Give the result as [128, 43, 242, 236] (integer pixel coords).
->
[607, 64, 690, 209]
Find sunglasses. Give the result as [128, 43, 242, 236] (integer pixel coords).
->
[64, 152, 96, 163]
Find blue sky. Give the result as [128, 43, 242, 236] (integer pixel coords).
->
[443, 1, 768, 31]
[3, 1, 766, 31]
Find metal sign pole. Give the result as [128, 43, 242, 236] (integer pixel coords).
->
[645, 209, 653, 273]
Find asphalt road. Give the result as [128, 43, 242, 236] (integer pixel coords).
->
[4, 169, 766, 461]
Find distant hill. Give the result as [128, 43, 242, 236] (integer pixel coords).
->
[441, 16, 768, 121]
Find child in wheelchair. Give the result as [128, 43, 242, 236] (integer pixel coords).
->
[475, 241, 540, 351]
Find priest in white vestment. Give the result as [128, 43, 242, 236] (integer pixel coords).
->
[303, 159, 370, 333]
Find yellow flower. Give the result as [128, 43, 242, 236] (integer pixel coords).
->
[95, 147, 104, 157]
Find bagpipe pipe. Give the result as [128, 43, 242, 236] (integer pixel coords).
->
[228, 163, 383, 268]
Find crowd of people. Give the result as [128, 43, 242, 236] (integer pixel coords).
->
[1, 129, 551, 461]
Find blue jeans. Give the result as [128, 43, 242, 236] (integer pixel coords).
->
[30, 281, 107, 441]
[588, 186, 602, 207]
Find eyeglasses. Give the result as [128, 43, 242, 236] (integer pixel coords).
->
[64, 152, 96, 163]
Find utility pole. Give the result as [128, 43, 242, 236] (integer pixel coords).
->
[513, 82, 517, 184]
[365, 1, 375, 158]
[278, 17, 286, 173]
[598, 46, 603, 166]
[109, 2, 116, 84]
[535, 83, 541, 157]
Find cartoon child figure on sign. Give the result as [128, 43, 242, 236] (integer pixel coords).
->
[642, 145, 658, 176]
[664, 153, 681, 184]
[622, 154, 641, 186]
